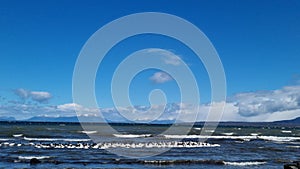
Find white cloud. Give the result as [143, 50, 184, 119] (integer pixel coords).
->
[150, 72, 173, 83]
[14, 88, 30, 99]
[2, 85, 300, 122]
[57, 103, 99, 116]
[57, 103, 83, 111]
[30, 91, 52, 103]
[230, 85, 300, 119]
[0, 102, 100, 120]
[14, 88, 52, 103]
[146, 48, 182, 66]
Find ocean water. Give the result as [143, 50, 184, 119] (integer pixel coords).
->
[0, 122, 299, 168]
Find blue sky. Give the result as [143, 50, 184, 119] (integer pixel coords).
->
[0, 0, 300, 122]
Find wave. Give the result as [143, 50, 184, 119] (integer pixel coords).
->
[258, 136, 300, 142]
[0, 142, 15, 146]
[286, 145, 300, 148]
[250, 133, 260, 136]
[18, 156, 51, 160]
[79, 130, 98, 134]
[281, 130, 292, 134]
[0, 138, 10, 141]
[24, 137, 91, 142]
[13, 134, 23, 137]
[46, 128, 55, 130]
[222, 132, 234, 136]
[113, 134, 152, 138]
[204, 129, 215, 133]
[224, 161, 267, 166]
[163, 135, 256, 140]
[141, 160, 266, 166]
[32, 141, 219, 149]
[163, 135, 300, 142]
[142, 159, 224, 165]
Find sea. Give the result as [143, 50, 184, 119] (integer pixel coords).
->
[0, 122, 299, 168]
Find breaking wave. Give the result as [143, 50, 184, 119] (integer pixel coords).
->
[113, 134, 152, 138]
[13, 134, 23, 137]
[79, 130, 98, 134]
[18, 156, 51, 160]
[5, 141, 220, 149]
[142, 160, 267, 166]
[163, 135, 300, 142]
[23, 137, 91, 142]
[224, 161, 267, 166]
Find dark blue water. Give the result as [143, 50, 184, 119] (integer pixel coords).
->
[0, 122, 299, 168]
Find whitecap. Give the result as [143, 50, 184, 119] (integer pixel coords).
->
[24, 137, 91, 142]
[0, 142, 12, 146]
[163, 135, 300, 142]
[281, 130, 292, 134]
[224, 161, 267, 166]
[250, 133, 260, 136]
[204, 129, 215, 133]
[286, 145, 300, 148]
[79, 130, 98, 134]
[259, 136, 300, 142]
[164, 135, 256, 140]
[32, 141, 220, 149]
[222, 132, 234, 136]
[113, 134, 152, 138]
[18, 156, 51, 160]
[13, 134, 23, 137]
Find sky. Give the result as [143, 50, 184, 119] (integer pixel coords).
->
[0, 0, 300, 122]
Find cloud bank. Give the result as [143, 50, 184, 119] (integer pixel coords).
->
[229, 85, 300, 122]
[1, 85, 300, 122]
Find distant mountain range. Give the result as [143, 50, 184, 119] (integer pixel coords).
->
[273, 117, 300, 124]
[27, 116, 102, 123]
[0, 116, 299, 125]
[25, 116, 175, 124]
[0, 116, 15, 121]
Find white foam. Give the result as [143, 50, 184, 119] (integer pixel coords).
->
[193, 128, 202, 130]
[163, 135, 256, 140]
[24, 137, 91, 142]
[33, 141, 220, 149]
[286, 145, 300, 148]
[163, 135, 300, 142]
[250, 133, 260, 136]
[222, 132, 234, 136]
[204, 129, 215, 133]
[18, 156, 51, 160]
[80, 131, 98, 134]
[259, 136, 300, 142]
[113, 134, 152, 138]
[13, 134, 23, 137]
[224, 161, 266, 166]
[281, 130, 292, 133]
[0, 142, 15, 147]
[0, 138, 10, 141]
